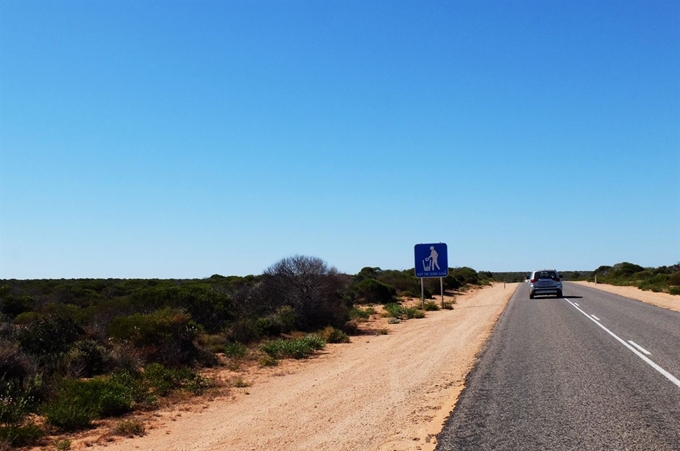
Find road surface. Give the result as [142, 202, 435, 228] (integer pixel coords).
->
[436, 282, 680, 450]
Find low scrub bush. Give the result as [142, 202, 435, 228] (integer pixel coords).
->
[108, 308, 201, 367]
[349, 307, 372, 321]
[341, 320, 359, 336]
[196, 334, 228, 354]
[64, 340, 111, 378]
[42, 393, 96, 431]
[0, 378, 37, 431]
[227, 318, 260, 344]
[232, 377, 250, 388]
[18, 316, 83, 369]
[0, 423, 43, 448]
[224, 342, 249, 359]
[54, 438, 71, 450]
[669, 271, 680, 286]
[423, 301, 440, 311]
[42, 375, 137, 431]
[258, 355, 278, 367]
[113, 419, 145, 437]
[251, 306, 299, 338]
[260, 335, 326, 360]
[404, 308, 425, 319]
[144, 363, 208, 397]
[352, 278, 397, 304]
[383, 303, 404, 318]
[319, 326, 350, 344]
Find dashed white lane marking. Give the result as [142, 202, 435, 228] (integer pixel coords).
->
[564, 298, 680, 389]
[628, 341, 652, 356]
[591, 315, 600, 321]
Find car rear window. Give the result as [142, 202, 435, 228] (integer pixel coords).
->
[537, 271, 558, 280]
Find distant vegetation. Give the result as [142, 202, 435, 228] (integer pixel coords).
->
[0, 256, 488, 448]
[484, 262, 680, 295]
[590, 262, 680, 295]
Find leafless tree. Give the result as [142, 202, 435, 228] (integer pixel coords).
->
[258, 255, 350, 331]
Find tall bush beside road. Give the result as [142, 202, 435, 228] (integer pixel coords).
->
[255, 256, 350, 331]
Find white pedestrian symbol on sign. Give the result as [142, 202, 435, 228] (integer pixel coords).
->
[423, 246, 440, 272]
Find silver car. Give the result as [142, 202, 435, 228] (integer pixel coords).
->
[529, 269, 563, 298]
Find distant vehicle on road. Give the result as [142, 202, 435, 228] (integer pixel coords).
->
[529, 269, 563, 298]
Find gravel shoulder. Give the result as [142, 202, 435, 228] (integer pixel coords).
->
[70, 283, 516, 451]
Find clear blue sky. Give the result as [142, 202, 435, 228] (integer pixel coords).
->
[1, 0, 679, 279]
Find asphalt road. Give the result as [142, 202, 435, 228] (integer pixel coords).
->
[435, 282, 680, 451]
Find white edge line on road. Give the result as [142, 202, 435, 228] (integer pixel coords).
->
[628, 341, 652, 356]
[591, 315, 600, 321]
[564, 298, 680, 389]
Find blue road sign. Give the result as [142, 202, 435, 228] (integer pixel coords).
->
[414, 243, 448, 278]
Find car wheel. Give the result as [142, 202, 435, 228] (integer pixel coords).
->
[530, 293, 534, 299]
[556, 290, 562, 298]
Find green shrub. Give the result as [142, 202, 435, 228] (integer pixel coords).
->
[196, 334, 227, 354]
[352, 279, 397, 304]
[113, 419, 145, 437]
[259, 335, 326, 360]
[0, 378, 35, 429]
[320, 326, 350, 344]
[42, 374, 138, 431]
[13, 311, 42, 325]
[349, 307, 372, 321]
[54, 438, 71, 450]
[108, 308, 201, 366]
[404, 308, 425, 319]
[227, 318, 260, 344]
[383, 303, 404, 318]
[255, 316, 281, 337]
[258, 355, 278, 367]
[18, 316, 83, 368]
[224, 342, 249, 359]
[0, 423, 43, 448]
[143, 363, 209, 396]
[669, 271, 680, 286]
[669, 286, 680, 296]
[42, 394, 96, 431]
[255, 307, 298, 337]
[273, 306, 296, 334]
[341, 320, 359, 335]
[0, 295, 34, 319]
[384, 302, 426, 319]
[130, 285, 236, 334]
[64, 340, 111, 378]
[301, 334, 325, 351]
[423, 301, 440, 311]
[232, 377, 250, 388]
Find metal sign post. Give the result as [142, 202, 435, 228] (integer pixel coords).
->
[414, 243, 448, 308]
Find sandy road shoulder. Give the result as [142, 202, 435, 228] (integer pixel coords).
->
[571, 281, 680, 313]
[78, 283, 517, 451]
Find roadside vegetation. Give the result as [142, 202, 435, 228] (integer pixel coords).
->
[0, 256, 486, 448]
[589, 262, 680, 295]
